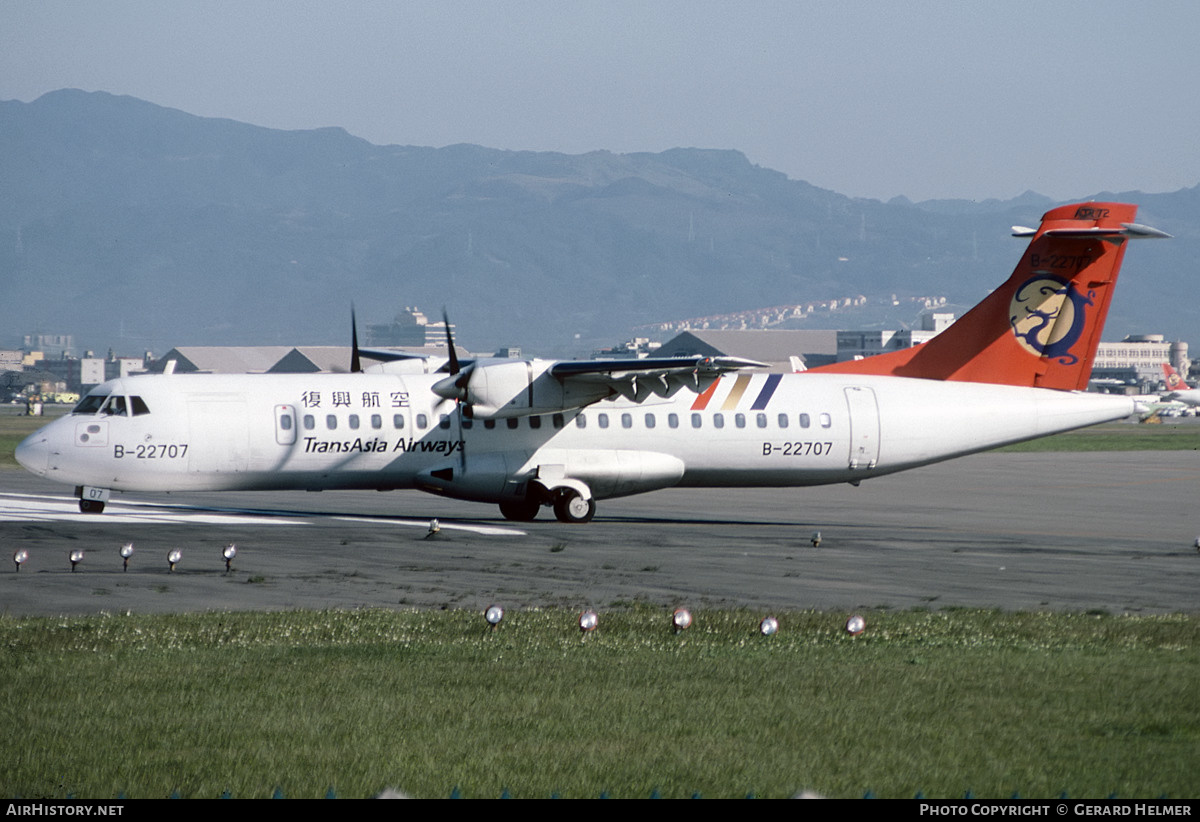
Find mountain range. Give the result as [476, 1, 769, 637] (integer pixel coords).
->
[2, 89, 1196, 358]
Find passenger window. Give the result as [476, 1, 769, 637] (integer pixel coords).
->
[668, 413, 679, 429]
[304, 415, 315, 430]
[529, 416, 541, 429]
[416, 414, 428, 429]
[734, 413, 745, 429]
[484, 419, 496, 430]
[280, 415, 293, 431]
[130, 396, 151, 416]
[326, 415, 337, 430]
[820, 413, 832, 428]
[393, 414, 405, 429]
[799, 413, 811, 429]
[621, 413, 632, 429]
[645, 413, 655, 429]
[462, 419, 473, 430]
[576, 413, 587, 428]
[598, 413, 609, 429]
[349, 414, 360, 430]
[552, 413, 564, 429]
[756, 413, 767, 429]
[371, 414, 382, 429]
[713, 413, 725, 429]
[507, 418, 519, 429]
[691, 413, 702, 429]
[439, 414, 451, 430]
[777, 413, 789, 429]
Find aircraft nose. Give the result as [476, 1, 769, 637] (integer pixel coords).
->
[15, 432, 49, 476]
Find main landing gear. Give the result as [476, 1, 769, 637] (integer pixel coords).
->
[552, 488, 596, 524]
[497, 486, 596, 524]
[79, 498, 105, 513]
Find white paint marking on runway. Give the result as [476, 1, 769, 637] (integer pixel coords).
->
[332, 516, 526, 536]
[0, 492, 308, 526]
[0, 492, 526, 535]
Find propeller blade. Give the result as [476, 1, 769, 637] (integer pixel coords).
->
[442, 308, 460, 376]
[350, 304, 362, 374]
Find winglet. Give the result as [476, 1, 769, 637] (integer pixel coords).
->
[810, 203, 1167, 391]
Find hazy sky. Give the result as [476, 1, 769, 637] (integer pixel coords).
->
[4, 1, 1199, 202]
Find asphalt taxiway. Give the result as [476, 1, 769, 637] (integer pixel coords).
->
[2, 450, 1198, 616]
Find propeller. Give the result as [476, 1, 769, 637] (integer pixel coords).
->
[432, 309, 474, 403]
[443, 308, 460, 376]
[350, 304, 362, 374]
[439, 308, 468, 473]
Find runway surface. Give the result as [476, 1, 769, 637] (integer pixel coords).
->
[2, 450, 1198, 616]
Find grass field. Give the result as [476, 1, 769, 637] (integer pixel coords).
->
[4, 410, 1198, 799]
[2, 607, 1198, 799]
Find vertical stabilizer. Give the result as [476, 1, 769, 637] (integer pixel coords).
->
[811, 203, 1168, 390]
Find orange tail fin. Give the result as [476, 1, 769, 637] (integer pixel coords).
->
[1162, 363, 1190, 391]
[811, 202, 1168, 390]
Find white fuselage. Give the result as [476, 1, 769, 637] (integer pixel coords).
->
[17, 371, 1136, 508]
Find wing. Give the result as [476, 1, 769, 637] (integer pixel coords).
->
[550, 356, 766, 403]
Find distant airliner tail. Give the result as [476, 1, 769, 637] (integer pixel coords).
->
[810, 202, 1169, 391]
[1162, 362, 1190, 391]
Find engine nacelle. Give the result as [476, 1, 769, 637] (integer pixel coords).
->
[448, 360, 612, 419]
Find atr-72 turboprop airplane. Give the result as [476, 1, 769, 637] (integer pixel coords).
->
[16, 202, 1167, 523]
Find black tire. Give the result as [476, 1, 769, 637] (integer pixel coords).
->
[79, 499, 105, 514]
[553, 490, 596, 524]
[499, 498, 541, 522]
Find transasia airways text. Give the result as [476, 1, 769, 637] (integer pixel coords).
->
[303, 437, 463, 455]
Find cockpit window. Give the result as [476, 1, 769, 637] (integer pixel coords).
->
[130, 396, 151, 416]
[72, 393, 109, 415]
[102, 396, 128, 416]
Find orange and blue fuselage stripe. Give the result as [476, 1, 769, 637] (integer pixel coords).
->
[691, 373, 781, 411]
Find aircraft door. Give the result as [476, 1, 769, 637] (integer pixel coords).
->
[188, 399, 250, 474]
[274, 404, 297, 445]
[844, 386, 880, 470]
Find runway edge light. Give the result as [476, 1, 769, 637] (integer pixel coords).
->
[485, 604, 504, 630]
[672, 607, 693, 633]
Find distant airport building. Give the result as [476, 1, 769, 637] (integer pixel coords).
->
[836, 312, 954, 362]
[148, 347, 296, 374]
[655, 329, 838, 372]
[0, 350, 23, 372]
[145, 345, 469, 375]
[365, 307, 453, 348]
[23, 334, 74, 359]
[593, 338, 662, 359]
[1090, 335, 1189, 390]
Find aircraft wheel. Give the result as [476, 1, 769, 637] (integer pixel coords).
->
[79, 499, 105, 514]
[553, 490, 596, 524]
[499, 498, 541, 522]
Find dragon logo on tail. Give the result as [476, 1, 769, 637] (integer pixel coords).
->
[1009, 275, 1095, 364]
